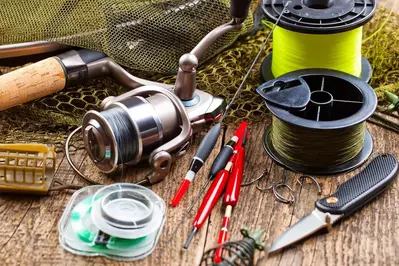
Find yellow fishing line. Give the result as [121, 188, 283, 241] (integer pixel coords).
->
[362, 0, 396, 43]
[271, 26, 363, 78]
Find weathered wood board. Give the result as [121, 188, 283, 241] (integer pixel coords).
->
[0, 120, 397, 266]
[0, 0, 397, 265]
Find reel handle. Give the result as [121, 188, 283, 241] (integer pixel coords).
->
[0, 57, 66, 111]
[174, 0, 252, 101]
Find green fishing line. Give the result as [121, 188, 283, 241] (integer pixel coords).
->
[70, 196, 146, 249]
[271, 116, 366, 168]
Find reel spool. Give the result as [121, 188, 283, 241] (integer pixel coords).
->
[82, 86, 192, 185]
[260, 0, 376, 82]
[257, 69, 377, 175]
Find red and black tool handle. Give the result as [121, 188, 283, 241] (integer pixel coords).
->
[316, 154, 398, 216]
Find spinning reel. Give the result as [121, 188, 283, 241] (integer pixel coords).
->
[64, 0, 253, 185]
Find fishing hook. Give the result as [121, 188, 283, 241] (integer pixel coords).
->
[272, 183, 295, 204]
[297, 175, 322, 195]
[255, 181, 273, 192]
[242, 169, 268, 187]
[242, 156, 273, 187]
[255, 169, 295, 204]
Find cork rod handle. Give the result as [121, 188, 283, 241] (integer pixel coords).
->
[0, 57, 66, 111]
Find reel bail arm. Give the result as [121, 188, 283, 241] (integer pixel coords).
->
[174, 0, 252, 101]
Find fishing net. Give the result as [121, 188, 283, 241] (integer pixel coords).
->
[0, 0, 254, 74]
[0, 5, 398, 151]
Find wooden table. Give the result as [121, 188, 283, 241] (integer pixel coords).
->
[0, 119, 397, 266]
[1, 0, 398, 263]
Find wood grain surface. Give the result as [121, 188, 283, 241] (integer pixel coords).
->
[0, 119, 397, 266]
[0, 1, 397, 265]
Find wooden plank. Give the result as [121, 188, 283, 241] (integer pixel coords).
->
[0, 150, 84, 265]
[219, 121, 398, 266]
[3, 129, 223, 266]
[0, 0, 398, 261]
[0, 117, 397, 266]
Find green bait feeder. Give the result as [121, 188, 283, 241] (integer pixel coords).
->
[58, 183, 165, 261]
[257, 69, 377, 175]
[261, 0, 376, 82]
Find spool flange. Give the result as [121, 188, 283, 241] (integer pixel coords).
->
[259, 69, 377, 175]
[262, 0, 376, 34]
[260, 0, 375, 82]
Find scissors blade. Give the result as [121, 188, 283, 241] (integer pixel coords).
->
[268, 209, 342, 254]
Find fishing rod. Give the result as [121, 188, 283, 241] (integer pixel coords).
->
[176, 0, 291, 216]
[160, 1, 291, 253]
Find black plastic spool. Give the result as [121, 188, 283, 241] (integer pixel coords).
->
[260, 0, 376, 82]
[259, 69, 377, 175]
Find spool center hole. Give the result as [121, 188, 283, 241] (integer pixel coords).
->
[310, 90, 333, 105]
[303, 0, 333, 9]
[116, 201, 137, 213]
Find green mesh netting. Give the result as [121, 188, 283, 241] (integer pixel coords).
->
[0, 0, 254, 74]
[0, 6, 398, 151]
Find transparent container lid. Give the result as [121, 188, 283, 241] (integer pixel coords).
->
[58, 183, 166, 261]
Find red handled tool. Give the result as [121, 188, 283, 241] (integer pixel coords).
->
[214, 128, 248, 263]
[183, 154, 237, 249]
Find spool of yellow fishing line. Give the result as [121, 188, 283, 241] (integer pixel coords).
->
[261, 0, 376, 82]
[271, 27, 363, 77]
[256, 69, 377, 175]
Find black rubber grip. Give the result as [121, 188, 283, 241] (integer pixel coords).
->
[196, 123, 221, 161]
[316, 154, 398, 215]
[230, 0, 252, 19]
